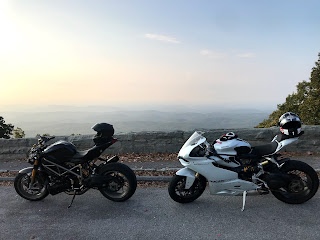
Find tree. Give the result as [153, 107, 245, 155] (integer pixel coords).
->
[36, 133, 51, 138]
[13, 127, 25, 138]
[0, 116, 14, 139]
[256, 53, 320, 127]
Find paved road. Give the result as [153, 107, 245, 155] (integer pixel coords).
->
[1, 187, 320, 240]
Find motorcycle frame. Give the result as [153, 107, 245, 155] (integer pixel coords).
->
[39, 156, 119, 182]
[17, 157, 85, 190]
[41, 158, 84, 180]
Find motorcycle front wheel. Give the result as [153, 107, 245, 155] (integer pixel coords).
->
[271, 160, 319, 204]
[14, 173, 49, 201]
[168, 175, 206, 203]
[99, 163, 137, 202]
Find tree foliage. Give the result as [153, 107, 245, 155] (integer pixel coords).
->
[36, 133, 51, 138]
[13, 127, 25, 138]
[256, 53, 320, 128]
[0, 116, 14, 139]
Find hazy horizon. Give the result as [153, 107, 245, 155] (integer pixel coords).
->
[0, 104, 271, 137]
[0, 102, 276, 113]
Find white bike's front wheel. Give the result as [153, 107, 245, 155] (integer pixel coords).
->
[168, 175, 206, 203]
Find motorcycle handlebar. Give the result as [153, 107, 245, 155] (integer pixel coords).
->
[38, 136, 55, 145]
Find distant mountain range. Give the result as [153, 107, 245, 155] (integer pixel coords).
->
[1, 107, 271, 137]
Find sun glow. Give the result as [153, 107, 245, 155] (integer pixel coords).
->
[0, 1, 20, 54]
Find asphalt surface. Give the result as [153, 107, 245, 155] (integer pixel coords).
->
[0, 187, 320, 240]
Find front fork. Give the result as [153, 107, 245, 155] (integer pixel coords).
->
[30, 159, 39, 185]
[176, 168, 198, 189]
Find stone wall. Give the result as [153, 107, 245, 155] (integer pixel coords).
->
[0, 126, 319, 160]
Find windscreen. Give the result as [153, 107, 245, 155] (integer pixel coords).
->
[181, 131, 206, 150]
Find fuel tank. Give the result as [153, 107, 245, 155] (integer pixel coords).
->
[213, 138, 251, 156]
[43, 140, 77, 163]
[213, 138, 252, 167]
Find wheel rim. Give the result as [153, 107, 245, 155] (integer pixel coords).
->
[175, 177, 202, 198]
[18, 174, 47, 199]
[277, 170, 312, 198]
[288, 179, 305, 193]
[100, 171, 130, 199]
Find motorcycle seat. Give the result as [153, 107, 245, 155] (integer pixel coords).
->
[70, 143, 111, 163]
[72, 150, 90, 159]
[250, 141, 278, 157]
[71, 147, 101, 163]
[70, 149, 92, 163]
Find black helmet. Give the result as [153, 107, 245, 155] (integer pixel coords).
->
[278, 112, 302, 136]
[92, 123, 114, 145]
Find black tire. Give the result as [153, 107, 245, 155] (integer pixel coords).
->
[168, 175, 206, 203]
[271, 160, 319, 204]
[99, 163, 137, 202]
[14, 173, 49, 201]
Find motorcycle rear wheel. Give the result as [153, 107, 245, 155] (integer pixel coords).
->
[99, 163, 137, 202]
[271, 160, 319, 204]
[14, 173, 49, 201]
[168, 175, 206, 203]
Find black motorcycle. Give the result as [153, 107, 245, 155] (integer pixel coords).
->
[14, 123, 137, 206]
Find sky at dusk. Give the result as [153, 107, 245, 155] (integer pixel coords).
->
[1, 0, 320, 110]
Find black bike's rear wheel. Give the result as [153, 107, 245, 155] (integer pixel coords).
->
[168, 175, 206, 203]
[271, 160, 319, 204]
[99, 163, 137, 202]
[14, 173, 49, 201]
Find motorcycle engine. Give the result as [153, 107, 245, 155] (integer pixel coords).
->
[238, 157, 252, 165]
[48, 177, 72, 195]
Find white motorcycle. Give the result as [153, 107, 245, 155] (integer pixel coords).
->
[168, 131, 319, 210]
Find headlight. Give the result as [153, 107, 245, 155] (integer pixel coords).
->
[27, 147, 39, 164]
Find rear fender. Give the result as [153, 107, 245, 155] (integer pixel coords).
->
[277, 157, 291, 166]
[176, 168, 197, 189]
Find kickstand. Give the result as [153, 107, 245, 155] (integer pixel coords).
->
[68, 191, 76, 209]
[241, 191, 247, 212]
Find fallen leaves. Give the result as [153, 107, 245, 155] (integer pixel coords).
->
[102, 152, 178, 163]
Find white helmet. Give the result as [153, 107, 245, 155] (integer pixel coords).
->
[278, 112, 302, 136]
[219, 132, 237, 141]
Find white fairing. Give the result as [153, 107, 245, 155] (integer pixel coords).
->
[177, 132, 259, 195]
[272, 135, 299, 153]
[212, 138, 251, 167]
[178, 131, 207, 160]
[214, 138, 251, 155]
